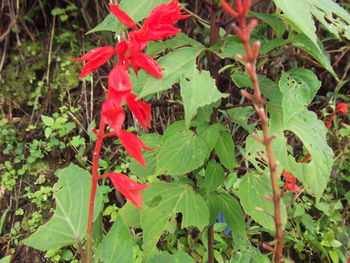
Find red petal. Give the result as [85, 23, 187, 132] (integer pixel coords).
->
[118, 130, 152, 167]
[102, 100, 125, 133]
[284, 183, 300, 191]
[74, 47, 116, 78]
[108, 65, 133, 92]
[130, 52, 162, 78]
[126, 93, 152, 129]
[109, 4, 137, 30]
[282, 170, 296, 184]
[107, 172, 148, 207]
[336, 103, 348, 115]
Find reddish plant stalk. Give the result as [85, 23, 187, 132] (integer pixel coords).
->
[86, 118, 106, 263]
[221, 0, 283, 261]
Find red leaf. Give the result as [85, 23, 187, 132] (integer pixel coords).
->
[73, 47, 115, 78]
[109, 4, 137, 30]
[118, 130, 152, 167]
[106, 172, 148, 207]
[102, 100, 125, 133]
[130, 52, 162, 78]
[108, 65, 132, 93]
[126, 93, 152, 129]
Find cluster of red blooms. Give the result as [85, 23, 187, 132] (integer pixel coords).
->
[282, 103, 348, 194]
[75, 0, 188, 207]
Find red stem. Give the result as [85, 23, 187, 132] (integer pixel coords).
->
[86, 118, 106, 263]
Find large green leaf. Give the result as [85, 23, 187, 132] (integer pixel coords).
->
[290, 34, 336, 78]
[215, 130, 237, 171]
[137, 47, 203, 98]
[119, 202, 141, 228]
[238, 171, 287, 231]
[180, 69, 227, 127]
[279, 68, 321, 121]
[147, 251, 195, 263]
[156, 128, 209, 175]
[96, 216, 133, 263]
[238, 70, 333, 201]
[141, 181, 209, 258]
[273, 0, 350, 76]
[284, 109, 334, 200]
[87, 0, 172, 34]
[24, 164, 102, 250]
[204, 160, 225, 193]
[196, 123, 222, 153]
[208, 191, 247, 238]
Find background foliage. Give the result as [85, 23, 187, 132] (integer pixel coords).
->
[0, 0, 350, 262]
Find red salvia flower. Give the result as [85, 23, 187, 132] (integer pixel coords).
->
[282, 170, 300, 192]
[118, 130, 153, 167]
[106, 172, 148, 207]
[325, 103, 348, 128]
[129, 52, 163, 78]
[126, 93, 152, 129]
[336, 103, 348, 115]
[101, 99, 125, 133]
[109, 3, 137, 30]
[73, 47, 116, 79]
[108, 65, 133, 93]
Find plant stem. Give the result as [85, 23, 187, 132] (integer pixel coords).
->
[220, 0, 284, 260]
[239, 20, 284, 263]
[208, 225, 215, 263]
[86, 118, 106, 263]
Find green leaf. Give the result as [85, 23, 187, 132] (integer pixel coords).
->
[96, 216, 133, 263]
[273, 0, 350, 76]
[204, 160, 225, 193]
[196, 123, 223, 152]
[279, 68, 321, 121]
[227, 106, 255, 132]
[147, 251, 195, 263]
[215, 130, 237, 171]
[147, 32, 204, 57]
[290, 34, 336, 78]
[141, 181, 209, 258]
[284, 109, 334, 200]
[137, 47, 202, 98]
[87, 0, 173, 34]
[0, 256, 11, 263]
[208, 191, 247, 238]
[238, 171, 287, 231]
[23, 164, 102, 250]
[251, 12, 286, 37]
[41, 115, 54, 126]
[129, 134, 160, 178]
[119, 202, 141, 228]
[156, 128, 209, 175]
[180, 69, 227, 126]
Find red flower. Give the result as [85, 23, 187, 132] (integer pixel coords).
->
[129, 52, 163, 78]
[106, 172, 148, 207]
[336, 103, 348, 115]
[282, 170, 300, 192]
[126, 93, 152, 129]
[109, 4, 137, 30]
[135, 0, 189, 42]
[101, 99, 125, 133]
[108, 65, 132, 93]
[325, 103, 348, 128]
[118, 130, 152, 167]
[73, 47, 116, 78]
